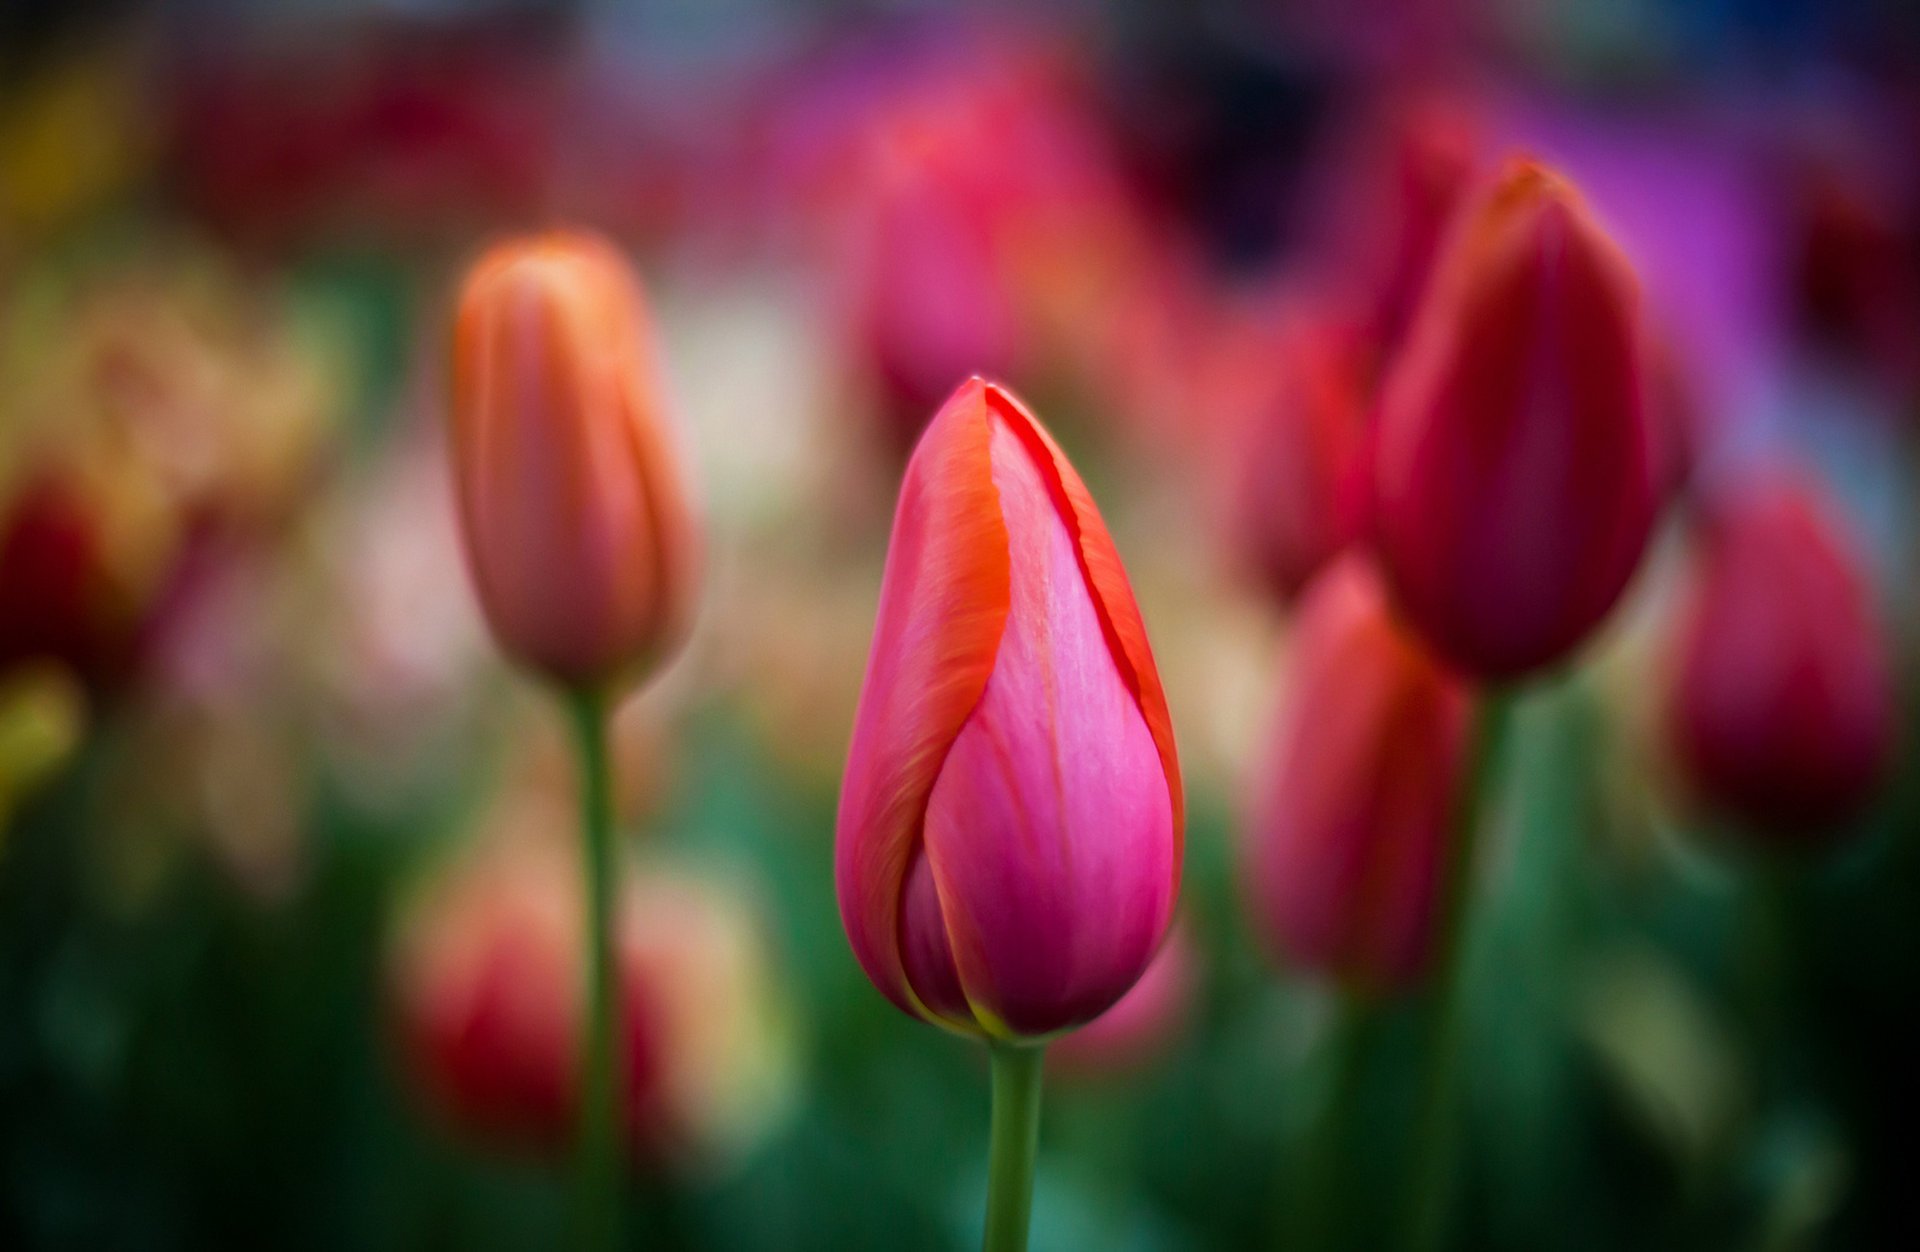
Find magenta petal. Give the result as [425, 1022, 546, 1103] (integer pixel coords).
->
[898, 850, 971, 1024]
[921, 412, 1176, 1039]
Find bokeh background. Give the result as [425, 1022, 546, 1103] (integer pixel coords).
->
[5, 0, 1920, 1248]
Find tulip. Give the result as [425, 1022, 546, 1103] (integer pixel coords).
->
[1667, 473, 1895, 841]
[389, 805, 795, 1170]
[837, 376, 1182, 1040]
[1373, 158, 1658, 680]
[448, 231, 699, 692]
[837, 376, 1180, 1252]
[447, 231, 700, 1248]
[1226, 314, 1375, 603]
[1243, 554, 1471, 990]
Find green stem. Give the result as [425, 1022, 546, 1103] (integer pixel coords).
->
[1401, 686, 1515, 1252]
[983, 1042, 1046, 1252]
[1286, 991, 1374, 1252]
[566, 687, 623, 1252]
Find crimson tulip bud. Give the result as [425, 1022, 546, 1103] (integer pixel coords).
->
[389, 806, 795, 1169]
[837, 378, 1182, 1041]
[1373, 159, 1657, 679]
[1225, 315, 1375, 603]
[1243, 555, 1471, 990]
[448, 232, 699, 691]
[1667, 473, 1895, 841]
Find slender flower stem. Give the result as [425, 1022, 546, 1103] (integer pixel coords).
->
[1402, 686, 1515, 1252]
[1286, 990, 1374, 1252]
[983, 1042, 1046, 1252]
[566, 687, 623, 1252]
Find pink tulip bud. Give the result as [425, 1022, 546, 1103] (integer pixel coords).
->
[1667, 473, 1896, 842]
[1243, 555, 1471, 990]
[1373, 159, 1658, 679]
[448, 232, 700, 691]
[837, 378, 1182, 1041]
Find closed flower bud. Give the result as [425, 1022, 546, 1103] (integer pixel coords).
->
[1373, 159, 1657, 679]
[1243, 555, 1471, 990]
[448, 232, 699, 691]
[1667, 473, 1895, 842]
[837, 378, 1182, 1041]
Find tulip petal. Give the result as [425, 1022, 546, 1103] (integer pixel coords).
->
[835, 379, 1010, 1022]
[984, 385, 1185, 873]
[921, 404, 1175, 1038]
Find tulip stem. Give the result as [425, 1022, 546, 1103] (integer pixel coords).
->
[1401, 686, 1515, 1252]
[983, 1041, 1046, 1252]
[566, 687, 623, 1252]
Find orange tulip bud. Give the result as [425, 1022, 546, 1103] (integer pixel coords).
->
[448, 232, 699, 691]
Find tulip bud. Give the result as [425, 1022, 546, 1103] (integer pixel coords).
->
[1243, 555, 1471, 990]
[837, 378, 1182, 1041]
[1225, 314, 1375, 603]
[390, 805, 795, 1170]
[1373, 159, 1657, 679]
[448, 232, 699, 691]
[1667, 473, 1895, 841]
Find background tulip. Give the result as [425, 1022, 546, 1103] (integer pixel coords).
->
[390, 801, 796, 1170]
[1372, 158, 1657, 680]
[1225, 314, 1375, 604]
[1243, 554, 1471, 990]
[1666, 472, 1896, 842]
[448, 231, 699, 692]
[1048, 923, 1197, 1078]
[837, 377, 1182, 1041]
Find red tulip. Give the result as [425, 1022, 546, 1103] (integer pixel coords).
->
[390, 808, 794, 1168]
[1243, 555, 1472, 990]
[448, 232, 700, 691]
[1225, 314, 1376, 603]
[1373, 159, 1658, 680]
[1667, 473, 1895, 841]
[837, 378, 1182, 1040]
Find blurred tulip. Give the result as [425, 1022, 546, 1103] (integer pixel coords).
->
[837, 378, 1182, 1040]
[1243, 555, 1471, 990]
[1048, 924, 1197, 1078]
[1226, 313, 1375, 603]
[448, 232, 700, 691]
[391, 805, 795, 1171]
[1788, 157, 1918, 383]
[1373, 158, 1658, 679]
[1667, 473, 1895, 841]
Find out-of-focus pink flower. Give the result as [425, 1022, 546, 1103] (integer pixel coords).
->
[390, 804, 795, 1170]
[1373, 158, 1658, 680]
[837, 378, 1182, 1041]
[1666, 472, 1895, 842]
[1048, 924, 1197, 1078]
[1225, 311, 1376, 603]
[1310, 93, 1481, 356]
[1243, 555, 1471, 991]
[448, 232, 700, 691]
